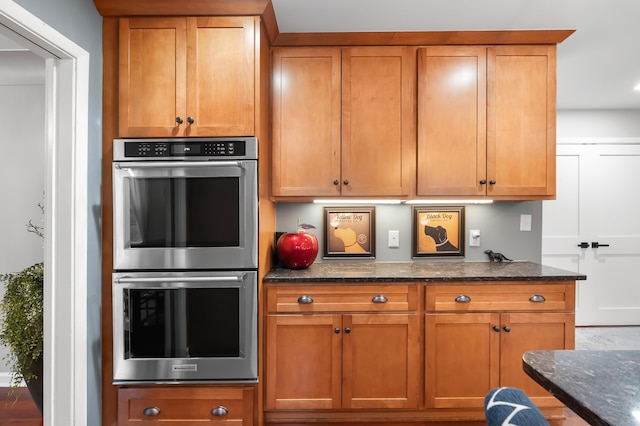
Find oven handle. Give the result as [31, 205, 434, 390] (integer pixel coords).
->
[115, 275, 245, 284]
[114, 161, 242, 169]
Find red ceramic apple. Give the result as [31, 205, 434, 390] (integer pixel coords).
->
[277, 231, 318, 269]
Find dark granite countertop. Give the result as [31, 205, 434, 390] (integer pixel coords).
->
[523, 350, 640, 426]
[263, 261, 586, 283]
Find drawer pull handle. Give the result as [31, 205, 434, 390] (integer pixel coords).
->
[372, 294, 388, 303]
[211, 406, 228, 417]
[455, 294, 471, 303]
[297, 295, 313, 304]
[529, 294, 546, 303]
[143, 406, 161, 417]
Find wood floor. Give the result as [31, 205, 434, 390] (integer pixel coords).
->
[4, 326, 636, 425]
[0, 387, 42, 426]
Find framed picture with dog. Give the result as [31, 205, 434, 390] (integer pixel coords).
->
[412, 206, 465, 258]
[323, 206, 375, 258]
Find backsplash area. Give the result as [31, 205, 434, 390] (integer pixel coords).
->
[275, 202, 542, 263]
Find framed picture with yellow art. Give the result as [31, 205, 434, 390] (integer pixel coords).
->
[323, 206, 375, 258]
[412, 206, 465, 258]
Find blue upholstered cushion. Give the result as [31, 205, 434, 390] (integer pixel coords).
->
[484, 387, 549, 426]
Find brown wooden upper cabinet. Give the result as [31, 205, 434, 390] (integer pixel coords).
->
[271, 47, 415, 198]
[417, 45, 556, 199]
[118, 16, 256, 137]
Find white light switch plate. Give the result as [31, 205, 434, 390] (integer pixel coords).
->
[520, 214, 532, 232]
[469, 230, 480, 246]
[388, 230, 400, 248]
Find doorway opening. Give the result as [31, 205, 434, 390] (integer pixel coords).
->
[0, 2, 89, 424]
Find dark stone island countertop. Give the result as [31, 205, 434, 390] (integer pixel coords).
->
[523, 350, 640, 426]
[263, 261, 586, 283]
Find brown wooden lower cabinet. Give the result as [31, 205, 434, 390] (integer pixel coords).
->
[263, 281, 575, 425]
[425, 282, 575, 410]
[118, 386, 255, 425]
[264, 284, 421, 411]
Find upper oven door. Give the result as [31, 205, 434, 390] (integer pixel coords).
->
[113, 159, 257, 270]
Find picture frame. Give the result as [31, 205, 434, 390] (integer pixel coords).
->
[412, 206, 465, 258]
[323, 206, 376, 258]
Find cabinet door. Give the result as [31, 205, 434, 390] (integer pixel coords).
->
[500, 312, 574, 407]
[271, 48, 341, 197]
[186, 17, 255, 136]
[265, 314, 342, 410]
[417, 47, 487, 196]
[119, 17, 187, 137]
[342, 313, 420, 409]
[425, 313, 500, 408]
[487, 45, 556, 197]
[118, 386, 254, 425]
[341, 47, 415, 196]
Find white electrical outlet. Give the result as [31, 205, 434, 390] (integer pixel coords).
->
[520, 214, 532, 232]
[388, 230, 400, 248]
[469, 230, 480, 247]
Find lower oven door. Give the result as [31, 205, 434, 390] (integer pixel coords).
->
[112, 271, 257, 383]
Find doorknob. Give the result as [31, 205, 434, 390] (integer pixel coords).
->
[577, 242, 589, 248]
[591, 242, 610, 248]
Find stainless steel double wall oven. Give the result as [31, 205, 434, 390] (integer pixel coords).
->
[111, 137, 258, 383]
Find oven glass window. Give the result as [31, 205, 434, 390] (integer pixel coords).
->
[128, 177, 240, 248]
[123, 288, 240, 359]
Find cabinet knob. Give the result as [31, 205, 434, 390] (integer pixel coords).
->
[455, 294, 471, 303]
[211, 406, 228, 417]
[503, 326, 511, 332]
[143, 406, 161, 417]
[372, 294, 388, 303]
[175, 116, 183, 124]
[493, 325, 500, 332]
[343, 179, 349, 185]
[344, 327, 351, 334]
[480, 179, 487, 185]
[489, 179, 496, 185]
[333, 179, 340, 185]
[334, 327, 341, 334]
[529, 294, 546, 303]
[297, 295, 313, 304]
[187, 116, 195, 124]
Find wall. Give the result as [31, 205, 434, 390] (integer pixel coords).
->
[276, 202, 543, 263]
[0, 51, 45, 374]
[9, 0, 103, 423]
[557, 109, 640, 138]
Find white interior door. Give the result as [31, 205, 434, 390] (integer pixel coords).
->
[543, 142, 640, 325]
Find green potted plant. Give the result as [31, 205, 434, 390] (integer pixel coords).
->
[0, 205, 44, 413]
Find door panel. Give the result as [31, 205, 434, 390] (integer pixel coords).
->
[342, 313, 419, 409]
[500, 312, 574, 406]
[417, 47, 487, 196]
[265, 314, 342, 410]
[543, 143, 640, 325]
[425, 313, 500, 409]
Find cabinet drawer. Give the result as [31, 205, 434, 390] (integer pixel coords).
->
[118, 386, 253, 425]
[267, 284, 418, 313]
[426, 282, 575, 312]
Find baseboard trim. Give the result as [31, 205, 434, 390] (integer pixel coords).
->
[0, 372, 25, 388]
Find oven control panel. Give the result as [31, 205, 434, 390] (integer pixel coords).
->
[124, 140, 245, 158]
[114, 137, 257, 161]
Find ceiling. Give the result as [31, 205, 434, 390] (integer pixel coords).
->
[2, 0, 639, 110]
[272, 0, 640, 110]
